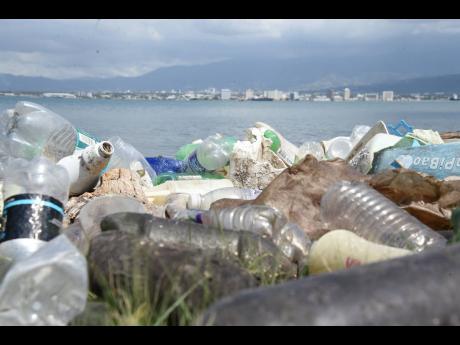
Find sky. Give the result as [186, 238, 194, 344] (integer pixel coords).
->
[1, 19, 460, 80]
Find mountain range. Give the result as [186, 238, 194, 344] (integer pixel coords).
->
[1, 58, 460, 94]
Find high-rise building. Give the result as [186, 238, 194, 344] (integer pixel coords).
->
[221, 89, 232, 100]
[245, 89, 254, 100]
[344, 88, 351, 101]
[382, 91, 394, 102]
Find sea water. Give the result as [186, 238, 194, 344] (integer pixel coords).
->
[1, 96, 459, 156]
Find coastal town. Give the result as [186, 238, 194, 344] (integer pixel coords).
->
[1, 88, 459, 102]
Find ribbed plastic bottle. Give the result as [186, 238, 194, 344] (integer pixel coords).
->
[185, 134, 236, 174]
[57, 141, 113, 196]
[0, 101, 98, 162]
[187, 187, 262, 210]
[0, 234, 88, 326]
[202, 204, 311, 264]
[320, 181, 447, 252]
[1, 157, 70, 242]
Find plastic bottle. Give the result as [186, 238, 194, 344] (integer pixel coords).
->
[0, 234, 88, 326]
[295, 141, 325, 162]
[175, 141, 202, 161]
[187, 187, 262, 210]
[0, 101, 98, 162]
[255, 122, 299, 166]
[325, 136, 353, 160]
[145, 156, 187, 175]
[105, 136, 156, 188]
[320, 181, 447, 252]
[57, 141, 113, 196]
[308, 229, 412, 274]
[185, 134, 237, 173]
[1, 157, 70, 242]
[202, 204, 311, 264]
[144, 178, 234, 205]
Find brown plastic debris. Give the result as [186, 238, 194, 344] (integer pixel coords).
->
[250, 155, 367, 240]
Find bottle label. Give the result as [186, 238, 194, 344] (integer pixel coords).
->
[76, 129, 98, 150]
[277, 149, 294, 166]
[1, 194, 64, 242]
[187, 151, 207, 174]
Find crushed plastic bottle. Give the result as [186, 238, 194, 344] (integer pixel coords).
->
[2, 157, 70, 242]
[325, 136, 353, 160]
[187, 187, 262, 210]
[0, 235, 88, 326]
[295, 141, 325, 162]
[185, 134, 236, 173]
[320, 181, 447, 252]
[106, 136, 156, 188]
[146, 156, 187, 175]
[202, 204, 311, 264]
[175, 141, 202, 161]
[0, 101, 98, 162]
[58, 141, 113, 196]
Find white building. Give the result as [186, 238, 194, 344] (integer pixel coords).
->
[264, 89, 284, 101]
[221, 89, 232, 100]
[344, 88, 351, 101]
[364, 93, 379, 101]
[289, 92, 299, 101]
[382, 91, 394, 102]
[245, 89, 254, 100]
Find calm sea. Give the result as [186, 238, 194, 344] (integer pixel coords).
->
[1, 96, 460, 157]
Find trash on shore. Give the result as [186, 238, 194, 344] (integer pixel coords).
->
[3, 101, 460, 325]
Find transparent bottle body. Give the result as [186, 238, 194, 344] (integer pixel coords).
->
[2, 102, 78, 162]
[0, 235, 88, 326]
[296, 141, 325, 161]
[191, 134, 236, 172]
[326, 137, 353, 160]
[2, 156, 70, 202]
[350, 125, 371, 145]
[320, 181, 447, 252]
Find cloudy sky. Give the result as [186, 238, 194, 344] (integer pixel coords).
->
[1, 19, 460, 79]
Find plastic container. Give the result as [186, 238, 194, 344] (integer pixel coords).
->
[0, 235, 88, 326]
[106, 136, 156, 187]
[57, 141, 113, 196]
[185, 134, 237, 173]
[175, 141, 202, 161]
[153, 172, 224, 186]
[320, 181, 447, 252]
[295, 141, 325, 162]
[146, 156, 187, 175]
[202, 204, 311, 263]
[350, 125, 371, 145]
[308, 229, 412, 274]
[0, 101, 98, 162]
[2, 157, 70, 242]
[187, 187, 262, 210]
[144, 179, 234, 205]
[255, 122, 298, 166]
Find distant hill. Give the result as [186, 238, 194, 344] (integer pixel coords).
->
[0, 57, 459, 93]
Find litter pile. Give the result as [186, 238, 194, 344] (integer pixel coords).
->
[1, 101, 460, 325]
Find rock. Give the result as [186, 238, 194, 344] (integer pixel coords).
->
[250, 155, 367, 240]
[197, 243, 460, 326]
[88, 231, 258, 325]
[64, 168, 164, 224]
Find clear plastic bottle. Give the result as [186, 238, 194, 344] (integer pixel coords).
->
[57, 141, 113, 196]
[296, 141, 325, 162]
[2, 157, 70, 241]
[202, 204, 311, 264]
[186, 134, 236, 173]
[187, 187, 262, 210]
[106, 136, 156, 188]
[320, 181, 447, 252]
[0, 101, 98, 162]
[350, 125, 371, 145]
[0, 234, 88, 326]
